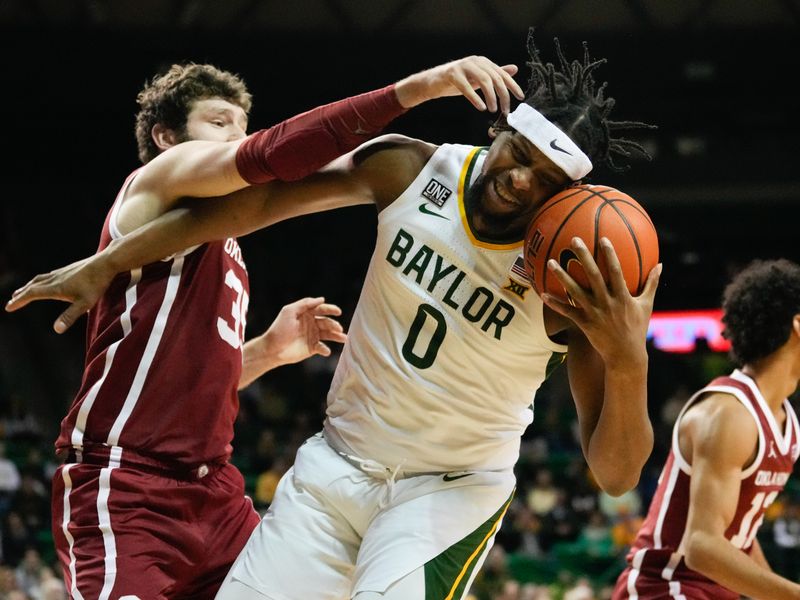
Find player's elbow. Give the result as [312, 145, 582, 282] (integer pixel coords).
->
[595, 471, 640, 497]
[589, 451, 648, 496]
[683, 531, 714, 573]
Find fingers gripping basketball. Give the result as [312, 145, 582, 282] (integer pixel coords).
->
[524, 184, 659, 302]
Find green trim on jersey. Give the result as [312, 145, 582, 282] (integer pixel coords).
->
[423, 491, 514, 599]
[459, 147, 525, 247]
[545, 351, 567, 380]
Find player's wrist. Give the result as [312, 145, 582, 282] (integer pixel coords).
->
[245, 332, 282, 373]
[259, 330, 291, 371]
[95, 242, 126, 279]
[394, 74, 432, 108]
[601, 342, 649, 372]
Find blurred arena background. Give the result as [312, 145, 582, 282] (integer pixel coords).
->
[1, 1, 799, 598]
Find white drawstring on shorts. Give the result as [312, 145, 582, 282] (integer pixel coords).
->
[337, 452, 406, 510]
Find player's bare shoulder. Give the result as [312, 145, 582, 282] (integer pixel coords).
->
[352, 134, 438, 211]
[679, 391, 759, 467]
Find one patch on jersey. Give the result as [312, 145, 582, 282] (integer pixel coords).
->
[421, 178, 453, 207]
[508, 255, 531, 285]
[505, 255, 531, 299]
[504, 278, 529, 300]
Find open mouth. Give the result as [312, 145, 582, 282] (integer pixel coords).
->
[493, 179, 520, 206]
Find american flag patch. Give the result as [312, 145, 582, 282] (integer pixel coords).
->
[509, 255, 531, 285]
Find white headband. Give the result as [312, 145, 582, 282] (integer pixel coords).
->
[506, 103, 593, 180]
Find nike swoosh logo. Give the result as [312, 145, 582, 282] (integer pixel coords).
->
[443, 472, 473, 482]
[549, 138, 573, 155]
[419, 204, 450, 220]
[353, 119, 369, 135]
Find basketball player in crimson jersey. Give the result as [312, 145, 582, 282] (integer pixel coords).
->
[9, 33, 660, 599]
[4, 57, 525, 599]
[613, 259, 800, 600]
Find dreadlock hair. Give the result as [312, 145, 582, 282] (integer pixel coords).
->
[135, 63, 253, 164]
[721, 259, 800, 367]
[499, 28, 655, 173]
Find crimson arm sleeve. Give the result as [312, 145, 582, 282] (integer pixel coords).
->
[235, 83, 407, 183]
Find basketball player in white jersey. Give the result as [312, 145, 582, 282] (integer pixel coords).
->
[613, 259, 800, 600]
[8, 32, 660, 599]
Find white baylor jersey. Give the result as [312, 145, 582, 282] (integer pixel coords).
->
[325, 139, 567, 473]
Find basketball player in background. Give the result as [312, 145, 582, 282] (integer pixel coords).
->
[613, 259, 800, 600]
[8, 32, 660, 598]
[3, 56, 523, 600]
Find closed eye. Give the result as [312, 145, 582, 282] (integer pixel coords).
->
[510, 143, 529, 165]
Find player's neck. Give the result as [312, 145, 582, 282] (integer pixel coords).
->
[741, 354, 798, 412]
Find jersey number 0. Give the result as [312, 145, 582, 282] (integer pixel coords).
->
[402, 303, 446, 369]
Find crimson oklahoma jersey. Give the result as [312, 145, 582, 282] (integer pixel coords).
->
[56, 169, 250, 466]
[614, 369, 800, 600]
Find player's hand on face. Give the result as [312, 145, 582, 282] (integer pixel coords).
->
[404, 56, 525, 114]
[5, 255, 116, 334]
[264, 297, 348, 367]
[541, 237, 662, 364]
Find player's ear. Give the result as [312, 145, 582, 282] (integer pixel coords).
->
[152, 123, 179, 152]
[793, 314, 800, 338]
[488, 114, 509, 139]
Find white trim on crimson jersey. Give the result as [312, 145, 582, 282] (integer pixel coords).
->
[788, 402, 800, 461]
[71, 269, 142, 450]
[96, 446, 123, 600]
[731, 369, 793, 455]
[109, 171, 200, 258]
[60, 464, 85, 600]
[653, 461, 681, 550]
[106, 257, 184, 444]
[108, 173, 137, 241]
[626, 548, 647, 599]
[668, 580, 687, 600]
[670, 382, 765, 480]
[661, 551, 683, 582]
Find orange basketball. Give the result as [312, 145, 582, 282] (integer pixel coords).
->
[523, 184, 659, 302]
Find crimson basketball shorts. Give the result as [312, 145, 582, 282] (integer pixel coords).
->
[51, 456, 260, 600]
[612, 566, 739, 600]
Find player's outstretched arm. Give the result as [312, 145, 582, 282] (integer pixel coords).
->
[5, 142, 418, 334]
[682, 395, 800, 600]
[239, 297, 348, 389]
[4, 164, 377, 332]
[546, 236, 661, 495]
[125, 55, 523, 233]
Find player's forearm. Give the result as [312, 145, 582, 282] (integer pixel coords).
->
[101, 172, 371, 277]
[239, 335, 282, 389]
[394, 70, 443, 108]
[685, 531, 800, 600]
[101, 193, 268, 274]
[236, 84, 406, 184]
[586, 358, 653, 496]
